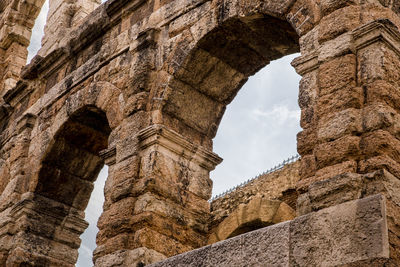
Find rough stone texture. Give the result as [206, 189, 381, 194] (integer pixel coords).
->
[210, 161, 300, 229]
[0, 0, 400, 266]
[208, 195, 295, 244]
[150, 195, 389, 267]
[94, 248, 166, 267]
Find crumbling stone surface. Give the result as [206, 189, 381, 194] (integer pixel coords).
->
[0, 0, 400, 266]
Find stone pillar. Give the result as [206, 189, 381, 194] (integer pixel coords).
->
[293, 4, 400, 265]
[5, 192, 88, 266]
[353, 19, 400, 265]
[0, 113, 35, 266]
[39, 0, 101, 56]
[0, 0, 46, 96]
[94, 124, 221, 266]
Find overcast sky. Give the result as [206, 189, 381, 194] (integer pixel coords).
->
[27, 1, 301, 266]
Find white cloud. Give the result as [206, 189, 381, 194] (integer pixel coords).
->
[252, 105, 300, 126]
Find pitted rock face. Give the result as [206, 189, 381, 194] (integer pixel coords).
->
[0, 0, 399, 266]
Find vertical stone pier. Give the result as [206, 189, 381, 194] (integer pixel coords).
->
[93, 124, 221, 266]
[293, 2, 400, 265]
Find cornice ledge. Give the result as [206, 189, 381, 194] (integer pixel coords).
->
[99, 146, 117, 166]
[353, 19, 400, 55]
[22, 47, 69, 80]
[291, 51, 319, 76]
[138, 125, 222, 171]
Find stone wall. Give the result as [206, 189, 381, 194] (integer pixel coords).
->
[210, 160, 300, 231]
[152, 195, 390, 267]
[0, 0, 400, 266]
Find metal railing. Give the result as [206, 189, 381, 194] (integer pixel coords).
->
[210, 154, 300, 202]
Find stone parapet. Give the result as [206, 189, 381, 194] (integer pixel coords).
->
[151, 195, 389, 267]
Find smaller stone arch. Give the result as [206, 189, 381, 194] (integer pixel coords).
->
[8, 104, 113, 266]
[5, 81, 124, 266]
[208, 195, 295, 244]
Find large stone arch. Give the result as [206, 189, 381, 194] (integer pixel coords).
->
[0, 0, 102, 97]
[161, 16, 299, 137]
[0, 0, 47, 95]
[151, 0, 320, 144]
[23, 81, 124, 191]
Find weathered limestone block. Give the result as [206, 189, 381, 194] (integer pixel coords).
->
[317, 108, 362, 142]
[151, 195, 389, 267]
[318, 54, 357, 97]
[357, 39, 400, 86]
[314, 135, 360, 169]
[318, 5, 361, 42]
[290, 195, 389, 266]
[95, 248, 166, 267]
[317, 85, 363, 116]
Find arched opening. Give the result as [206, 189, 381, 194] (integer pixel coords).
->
[163, 12, 302, 245]
[32, 105, 111, 265]
[211, 55, 301, 196]
[164, 15, 300, 184]
[208, 196, 295, 243]
[164, 15, 299, 139]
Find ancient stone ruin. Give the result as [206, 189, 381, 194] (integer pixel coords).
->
[0, 0, 400, 266]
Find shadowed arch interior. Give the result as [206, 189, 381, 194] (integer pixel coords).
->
[11, 105, 113, 265]
[36, 106, 111, 210]
[164, 14, 299, 138]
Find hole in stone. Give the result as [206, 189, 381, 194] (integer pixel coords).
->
[208, 55, 301, 240]
[27, 0, 49, 63]
[227, 219, 272, 239]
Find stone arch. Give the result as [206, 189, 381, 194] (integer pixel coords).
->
[35, 105, 111, 209]
[158, 0, 318, 139]
[5, 81, 123, 266]
[0, 0, 47, 94]
[208, 195, 295, 244]
[8, 104, 112, 266]
[24, 81, 123, 181]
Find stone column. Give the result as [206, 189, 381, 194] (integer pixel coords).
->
[293, 4, 400, 265]
[94, 124, 221, 266]
[353, 19, 400, 265]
